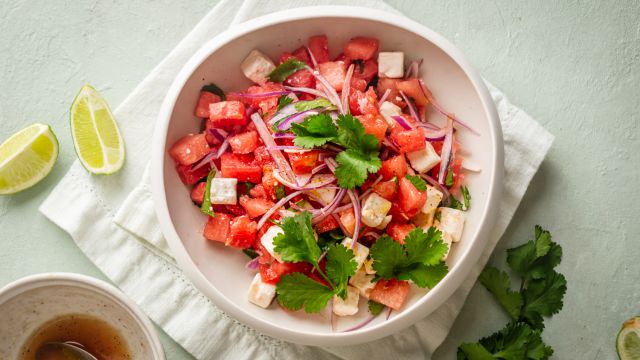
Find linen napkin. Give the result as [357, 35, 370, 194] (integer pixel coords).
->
[39, 0, 554, 359]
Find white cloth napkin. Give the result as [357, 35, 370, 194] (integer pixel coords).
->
[39, 0, 554, 359]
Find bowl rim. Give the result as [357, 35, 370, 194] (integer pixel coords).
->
[0, 272, 165, 359]
[151, 5, 504, 346]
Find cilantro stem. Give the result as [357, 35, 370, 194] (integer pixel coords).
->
[313, 265, 335, 289]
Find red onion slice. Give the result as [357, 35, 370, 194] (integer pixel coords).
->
[305, 65, 343, 113]
[306, 46, 318, 68]
[311, 188, 347, 223]
[272, 170, 336, 191]
[214, 138, 230, 159]
[382, 136, 400, 153]
[256, 190, 303, 230]
[399, 91, 421, 124]
[251, 112, 296, 182]
[274, 132, 295, 139]
[284, 86, 329, 100]
[347, 189, 361, 247]
[341, 64, 355, 115]
[420, 173, 451, 206]
[378, 88, 391, 105]
[245, 257, 260, 270]
[191, 150, 217, 171]
[266, 145, 307, 152]
[342, 315, 378, 332]
[391, 115, 413, 130]
[276, 110, 319, 131]
[234, 90, 292, 99]
[438, 119, 454, 184]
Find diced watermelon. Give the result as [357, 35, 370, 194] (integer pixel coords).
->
[315, 215, 340, 234]
[203, 213, 232, 242]
[388, 202, 410, 223]
[287, 150, 319, 174]
[398, 177, 427, 217]
[357, 114, 387, 143]
[308, 35, 330, 64]
[191, 182, 206, 205]
[368, 279, 410, 310]
[386, 222, 415, 244]
[220, 153, 262, 183]
[249, 184, 268, 199]
[239, 195, 275, 219]
[224, 204, 247, 216]
[396, 78, 429, 106]
[292, 46, 312, 66]
[195, 91, 221, 118]
[390, 127, 426, 153]
[373, 179, 398, 201]
[226, 215, 257, 249]
[261, 166, 280, 200]
[169, 133, 211, 166]
[344, 37, 379, 60]
[229, 130, 259, 154]
[259, 261, 311, 285]
[254, 145, 274, 166]
[350, 87, 379, 116]
[209, 101, 248, 130]
[339, 209, 356, 236]
[377, 78, 405, 107]
[352, 59, 378, 83]
[317, 61, 347, 92]
[176, 162, 211, 185]
[379, 155, 408, 180]
[285, 69, 315, 88]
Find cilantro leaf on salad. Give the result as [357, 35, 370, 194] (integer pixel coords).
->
[200, 169, 216, 217]
[368, 300, 385, 316]
[276, 273, 334, 313]
[291, 114, 338, 148]
[276, 95, 293, 111]
[325, 244, 358, 298]
[273, 211, 321, 267]
[404, 174, 427, 191]
[335, 149, 381, 189]
[268, 58, 307, 82]
[461, 185, 471, 209]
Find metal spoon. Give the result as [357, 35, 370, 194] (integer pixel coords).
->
[35, 341, 98, 360]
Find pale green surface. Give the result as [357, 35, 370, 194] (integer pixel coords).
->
[0, 1, 638, 359]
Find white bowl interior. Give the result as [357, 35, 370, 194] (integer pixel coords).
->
[0, 275, 162, 359]
[159, 13, 498, 339]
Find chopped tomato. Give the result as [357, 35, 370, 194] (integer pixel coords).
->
[386, 222, 415, 244]
[390, 127, 426, 153]
[239, 195, 275, 219]
[285, 69, 315, 88]
[249, 184, 268, 199]
[254, 145, 273, 166]
[203, 213, 232, 242]
[398, 177, 427, 217]
[308, 35, 330, 63]
[169, 133, 211, 166]
[396, 78, 429, 106]
[315, 215, 340, 234]
[379, 155, 408, 180]
[352, 59, 378, 83]
[287, 150, 319, 174]
[261, 166, 280, 200]
[226, 215, 257, 249]
[339, 209, 356, 237]
[191, 182, 206, 205]
[220, 153, 262, 183]
[368, 279, 410, 310]
[357, 114, 387, 143]
[259, 261, 311, 285]
[209, 101, 248, 130]
[377, 78, 405, 107]
[317, 61, 347, 92]
[229, 130, 258, 154]
[176, 162, 211, 185]
[195, 91, 221, 118]
[350, 88, 379, 116]
[344, 37, 379, 60]
[373, 179, 398, 201]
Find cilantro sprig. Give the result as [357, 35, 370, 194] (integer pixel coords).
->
[291, 113, 382, 189]
[274, 212, 357, 313]
[268, 58, 307, 82]
[457, 226, 566, 359]
[404, 174, 427, 191]
[276, 95, 293, 111]
[450, 185, 471, 211]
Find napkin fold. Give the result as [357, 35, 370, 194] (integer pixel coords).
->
[40, 1, 553, 359]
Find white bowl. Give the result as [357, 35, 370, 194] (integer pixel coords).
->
[151, 6, 503, 346]
[0, 273, 165, 359]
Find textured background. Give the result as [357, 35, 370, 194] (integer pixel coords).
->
[0, 1, 638, 359]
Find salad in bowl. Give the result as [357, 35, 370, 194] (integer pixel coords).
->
[167, 33, 476, 326]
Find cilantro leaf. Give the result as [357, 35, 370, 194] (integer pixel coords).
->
[335, 149, 381, 189]
[461, 186, 471, 209]
[404, 227, 448, 266]
[398, 262, 448, 288]
[449, 196, 464, 210]
[291, 113, 338, 148]
[275, 185, 285, 200]
[276, 95, 293, 111]
[273, 211, 321, 267]
[445, 167, 454, 187]
[276, 273, 334, 313]
[405, 174, 427, 191]
[459, 322, 552, 360]
[521, 271, 567, 329]
[268, 58, 307, 82]
[335, 114, 379, 154]
[200, 169, 216, 217]
[368, 300, 385, 316]
[457, 343, 494, 359]
[370, 235, 406, 279]
[507, 226, 561, 280]
[242, 248, 259, 259]
[325, 244, 357, 298]
[294, 98, 334, 112]
[478, 267, 523, 319]
[201, 83, 225, 100]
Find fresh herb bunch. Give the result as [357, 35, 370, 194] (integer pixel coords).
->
[457, 226, 567, 359]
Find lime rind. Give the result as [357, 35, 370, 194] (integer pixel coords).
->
[617, 316, 640, 360]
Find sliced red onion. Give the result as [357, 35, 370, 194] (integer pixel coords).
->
[378, 88, 391, 105]
[419, 127, 447, 142]
[276, 110, 319, 131]
[331, 213, 349, 235]
[343, 315, 378, 332]
[250, 112, 296, 182]
[306, 46, 318, 68]
[438, 119, 454, 184]
[267, 103, 297, 125]
[266, 145, 307, 152]
[274, 132, 295, 139]
[191, 150, 217, 171]
[420, 173, 451, 205]
[284, 86, 329, 100]
[419, 80, 479, 135]
[415, 121, 441, 130]
[272, 170, 336, 191]
[324, 157, 338, 172]
[391, 115, 413, 130]
[341, 64, 355, 115]
[324, 144, 344, 153]
[347, 190, 361, 247]
[363, 231, 381, 240]
[234, 90, 292, 99]
[305, 65, 343, 114]
[256, 190, 303, 230]
[404, 58, 423, 79]
[296, 173, 313, 186]
[312, 188, 347, 224]
[399, 91, 421, 124]
[311, 163, 327, 175]
[214, 137, 230, 159]
[245, 257, 260, 270]
[382, 136, 400, 153]
[208, 128, 227, 143]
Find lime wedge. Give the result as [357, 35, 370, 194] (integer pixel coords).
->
[618, 316, 640, 360]
[70, 85, 124, 174]
[0, 123, 59, 194]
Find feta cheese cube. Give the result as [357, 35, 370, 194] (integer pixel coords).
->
[361, 193, 392, 227]
[341, 238, 369, 270]
[412, 209, 435, 228]
[379, 101, 403, 127]
[241, 49, 276, 84]
[247, 273, 276, 308]
[349, 267, 376, 298]
[375, 215, 393, 230]
[406, 142, 441, 173]
[260, 225, 284, 262]
[423, 185, 444, 214]
[436, 207, 466, 242]
[210, 178, 238, 205]
[378, 52, 404, 78]
[307, 174, 337, 205]
[333, 285, 360, 316]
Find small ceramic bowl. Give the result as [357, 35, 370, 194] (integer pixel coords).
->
[152, 6, 503, 346]
[0, 273, 165, 359]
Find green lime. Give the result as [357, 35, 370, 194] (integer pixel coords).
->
[618, 316, 640, 360]
[70, 85, 124, 174]
[0, 123, 59, 194]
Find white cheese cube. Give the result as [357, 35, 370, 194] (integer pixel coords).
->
[247, 273, 276, 308]
[361, 193, 392, 227]
[436, 207, 466, 242]
[375, 215, 393, 230]
[333, 285, 360, 316]
[423, 185, 444, 214]
[363, 258, 376, 275]
[379, 101, 403, 127]
[406, 142, 441, 173]
[341, 238, 369, 270]
[260, 225, 284, 262]
[241, 49, 276, 84]
[307, 174, 337, 205]
[349, 267, 376, 298]
[378, 52, 404, 78]
[412, 209, 435, 228]
[210, 178, 237, 205]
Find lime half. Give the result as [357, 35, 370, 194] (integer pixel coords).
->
[70, 85, 124, 174]
[618, 316, 640, 360]
[0, 123, 59, 194]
